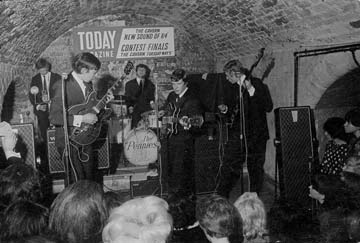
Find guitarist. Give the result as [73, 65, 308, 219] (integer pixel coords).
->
[217, 60, 273, 197]
[163, 68, 203, 196]
[49, 52, 101, 183]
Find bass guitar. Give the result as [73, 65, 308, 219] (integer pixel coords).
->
[69, 61, 134, 145]
[162, 103, 204, 136]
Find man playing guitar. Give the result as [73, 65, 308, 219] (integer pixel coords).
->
[162, 68, 203, 196]
[49, 52, 102, 184]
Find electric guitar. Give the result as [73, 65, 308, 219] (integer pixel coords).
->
[69, 61, 134, 145]
[162, 103, 204, 136]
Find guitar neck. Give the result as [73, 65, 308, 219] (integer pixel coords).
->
[94, 74, 126, 111]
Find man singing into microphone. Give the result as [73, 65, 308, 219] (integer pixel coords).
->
[217, 60, 273, 197]
[29, 58, 61, 144]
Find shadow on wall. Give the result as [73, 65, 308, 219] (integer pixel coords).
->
[1, 81, 15, 122]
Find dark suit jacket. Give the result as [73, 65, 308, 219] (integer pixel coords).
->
[221, 77, 273, 145]
[29, 72, 61, 116]
[125, 78, 155, 126]
[165, 89, 203, 134]
[49, 73, 86, 148]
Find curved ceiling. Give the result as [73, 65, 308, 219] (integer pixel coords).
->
[1, 0, 360, 65]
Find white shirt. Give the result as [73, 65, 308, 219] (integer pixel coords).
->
[178, 87, 188, 98]
[41, 72, 51, 95]
[136, 77, 144, 86]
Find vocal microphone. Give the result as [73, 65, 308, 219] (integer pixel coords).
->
[30, 86, 39, 104]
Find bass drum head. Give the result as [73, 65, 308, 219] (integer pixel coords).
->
[123, 129, 158, 166]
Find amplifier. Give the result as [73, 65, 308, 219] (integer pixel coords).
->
[47, 129, 110, 174]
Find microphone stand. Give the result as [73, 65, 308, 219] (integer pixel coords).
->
[238, 77, 248, 194]
[61, 73, 76, 186]
[153, 72, 163, 196]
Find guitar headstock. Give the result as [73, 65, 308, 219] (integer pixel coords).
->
[124, 61, 134, 75]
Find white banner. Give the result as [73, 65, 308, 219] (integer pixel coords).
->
[116, 26, 175, 59]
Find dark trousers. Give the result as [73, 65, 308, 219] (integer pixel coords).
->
[36, 111, 50, 143]
[57, 143, 95, 185]
[166, 133, 196, 195]
[217, 129, 267, 197]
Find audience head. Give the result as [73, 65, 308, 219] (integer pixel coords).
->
[167, 191, 197, 230]
[71, 52, 101, 79]
[323, 117, 348, 141]
[104, 191, 126, 213]
[0, 200, 49, 241]
[234, 192, 267, 240]
[196, 194, 243, 243]
[346, 210, 360, 242]
[344, 108, 360, 135]
[49, 180, 108, 243]
[35, 58, 52, 74]
[102, 195, 172, 243]
[0, 161, 41, 208]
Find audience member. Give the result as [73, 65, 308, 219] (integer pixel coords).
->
[104, 191, 127, 213]
[234, 192, 269, 243]
[102, 195, 172, 243]
[0, 161, 41, 211]
[0, 200, 49, 242]
[196, 194, 243, 243]
[0, 121, 22, 164]
[48, 180, 108, 243]
[319, 117, 349, 176]
[344, 108, 360, 157]
[167, 192, 207, 243]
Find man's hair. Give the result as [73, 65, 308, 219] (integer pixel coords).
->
[0, 200, 49, 241]
[102, 195, 173, 243]
[135, 63, 150, 78]
[345, 108, 360, 127]
[49, 180, 108, 243]
[0, 162, 42, 207]
[323, 117, 347, 141]
[71, 52, 101, 74]
[223, 60, 249, 76]
[35, 58, 52, 71]
[234, 192, 267, 240]
[171, 68, 187, 83]
[104, 191, 126, 213]
[196, 194, 242, 240]
[167, 191, 197, 230]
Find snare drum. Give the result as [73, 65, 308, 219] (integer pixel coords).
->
[123, 129, 159, 166]
[141, 110, 161, 129]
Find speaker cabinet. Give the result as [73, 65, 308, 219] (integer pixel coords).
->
[47, 128, 110, 174]
[12, 123, 36, 167]
[275, 106, 317, 206]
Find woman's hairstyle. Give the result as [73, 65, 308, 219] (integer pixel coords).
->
[323, 117, 347, 141]
[35, 58, 52, 71]
[0, 200, 49, 241]
[345, 108, 360, 127]
[0, 162, 42, 207]
[196, 194, 242, 240]
[234, 192, 267, 240]
[71, 52, 101, 74]
[102, 195, 172, 243]
[49, 180, 108, 243]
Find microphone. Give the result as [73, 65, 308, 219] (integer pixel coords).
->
[30, 86, 39, 95]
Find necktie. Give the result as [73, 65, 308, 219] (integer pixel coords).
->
[84, 81, 93, 97]
[140, 80, 144, 93]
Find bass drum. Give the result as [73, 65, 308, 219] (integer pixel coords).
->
[123, 129, 159, 166]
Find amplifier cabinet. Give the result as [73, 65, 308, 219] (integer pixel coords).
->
[47, 129, 110, 174]
[12, 123, 36, 167]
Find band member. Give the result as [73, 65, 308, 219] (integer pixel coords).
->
[217, 60, 273, 197]
[125, 64, 155, 128]
[29, 58, 61, 143]
[49, 52, 101, 184]
[163, 68, 203, 195]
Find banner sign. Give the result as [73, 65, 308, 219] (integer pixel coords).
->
[73, 26, 175, 61]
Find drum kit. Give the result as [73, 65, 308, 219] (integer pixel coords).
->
[108, 96, 161, 167]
